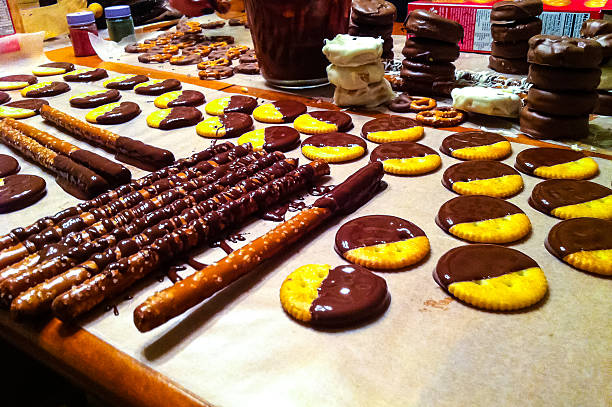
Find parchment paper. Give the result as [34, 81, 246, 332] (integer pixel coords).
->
[0, 38, 611, 407]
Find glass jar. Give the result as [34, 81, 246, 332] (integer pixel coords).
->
[105, 5, 134, 42]
[66, 11, 98, 57]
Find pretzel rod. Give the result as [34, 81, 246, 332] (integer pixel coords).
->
[134, 162, 385, 332]
[12, 156, 297, 318]
[5, 153, 288, 312]
[0, 144, 250, 271]
[0, 119, 109, 198]
[0, 143, 235, 253]
[3, 118, 131, 187]
[52, 161, 329, 321]
[40, 105, 175, 171]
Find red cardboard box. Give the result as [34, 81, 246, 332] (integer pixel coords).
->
[406, 0, 611, 52]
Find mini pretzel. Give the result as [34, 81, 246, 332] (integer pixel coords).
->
[415, 107, 465, 128]
[198, 66, 234, 80]
[154, 38, 170, 45]
[138, 53, 172, 63]
[409, 97, 437, 112]
[160, 45, 179, 55]
[210, 41, 228, 49]
[192, 45, 212, 57]
[228, 45, 249, 55]
[177, 41, 196, 49]
[197, 58, 231, 69]
[129, 43, 155, 53]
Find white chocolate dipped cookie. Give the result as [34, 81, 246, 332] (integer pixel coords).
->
[451, 87, 521, 118]
[326, 62, 385, 90]
[322, 34, 383, 67]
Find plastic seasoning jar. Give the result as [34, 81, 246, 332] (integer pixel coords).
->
[66, 11, 98, 57]
[105, 5, 135, 42]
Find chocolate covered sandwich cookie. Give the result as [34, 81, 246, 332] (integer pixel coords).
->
[301, 132, 367, 163]
[491, 19, 542, 42]
[527, 34, 603, 68]
[237, 126, 301, 152]
[442, 160, 523, 198]
[515, 147, 599, 179]
[529, 179, 611, 219]
[361, 116, 424, 143]
[195, 112, 253, 138]
[433, 244, 547, 311]
[404, 9, 464, 44]
[520, 107, 590, 140]
[370, 141, 441, 175]
[335, 215, 430, 269]
[526, 88, 598, 116]
[402, 37, 460, 63]
[280, 264, 390, 327]
[546, 217, 612, 275]
[491, 0, 543, 21]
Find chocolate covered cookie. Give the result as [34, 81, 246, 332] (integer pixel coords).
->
[491, 18, 542, 42]
[351, 0, 397, 26]
[195, 112, 253, 138]
[527, 34, 603, 68]
[252, 100, 307, 123]
[154, 90, 206, 108]
[0, 154, 19, 177]
[527, 64, 601, 91]
[32, 62, 75, 76]
[526, 88, 598, 116]
[0, 174, 46, 213]
[134, 79, 182, 95]
[0, 92, 9, 104]
[442, 160, 524, 198]
[70, 89, 121, 108]
[404, 9, 464, 44]
[0, 98, 50, 119]
[85, 102, 141, 125]
[595, 90, 612, 116]
[63, 68, 108, 82]
[491, 41, 530, 59]
[293, 111, 354, 134]
[0, 75, 37, 90]
[519, 107, 589, 140]
[21, 81, 70, 98]
[237, 126, 301, 152]
[488, 55, 529, 74]
[370, 141, 441, 175]
[103, 74, 149, 90]
[147, 106, 203, 130]
[440, 131, 511, 161]
[515, 147, 598, 179]
[490, 0, 543, 21]
[529, 179, 611, 219]
[204, 95, 257, 115]
[401, 60, 456, 83]
[301, 132, 367, 163]
[402, 37, 460, 62]
[581, 19, 612, 38]
[361, 116, 424, 143]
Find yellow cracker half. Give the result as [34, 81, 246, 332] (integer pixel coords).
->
[451, 141, 511, 160]
[451, 174, 524, 198]
[449, 213, 531, 243]
[20, 82, 53, 96]
[253, 103, 284, 123]
[86, 103, 122, 124]
[32, 66, 67, 76]
[0, 106, 36, 119]
[279, 264, 330, 322]
[204, 97, 231, 116]
[343, 236, 430, 270]
[381, 155, 441, 175]
[154, 91, 182, 109]
[533, 157, 599, 180]
[448, 267, 547, 311]
[366, 127, 424, 143]
[146, 108, 171, 128]
[196, 116, 227, 138]
[550, 195, 612, 220]
[237, 129, 265, 150]
[293, 114, 338, 134]
[0, 81, 30, 90]
[564, 250, 612, 276]
[301, 145, 364, 163]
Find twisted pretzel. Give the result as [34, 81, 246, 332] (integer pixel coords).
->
[409, 97, 437, 112]
[197, 58, 231, 69]
[415, 107, 465, 128]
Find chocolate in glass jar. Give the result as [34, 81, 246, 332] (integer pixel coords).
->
[244, 0, 351, 88]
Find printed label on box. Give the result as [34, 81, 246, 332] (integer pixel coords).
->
[0, 0, 16, 37]
[474, 9, 492, 51]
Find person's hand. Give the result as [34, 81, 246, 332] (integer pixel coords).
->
[169, 0, 231, 17]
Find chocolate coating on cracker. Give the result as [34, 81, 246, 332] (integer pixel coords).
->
[63, 68, 108, 82]
[217, 112, 253, 137]
[263, 126, 300, 152]
[159, 106, 202, 130]
[309, 264, 390, 327]
[442, 161, 519, 190]
[0, 92, 9, 104]
[546, 217, 612, 259]
[70, 89, 121, 108]
[224, 95, 257, 114]
[436, 195, 524, 231]
[135, 79, 181, 95]
[167, 90, 206, 107]
[0, 174, 46, 213]
[434, 245, 539, 288]
[361, 116, 421, 138]
[0, 75, 37, 85]
[529, 179, 611, 214]
[37, 62, 75, 74]
[270, 100, 307, 122]
[5, 99, 49, 113]
[514, 147, 587, 175]
[335, 215, 425, 254]
[23, 82, 69, 97]
[93, 102, 141, 125]
[105, 75, 149, 90]
[303, 132, 366, 149]
[527, 35, 603, 68]
[351, 0, 397, 26]
[440, 131, 508, 158]
[307, 111, 354, 132]
[370, 141, 437, 162]
[0, 154, 19, 177]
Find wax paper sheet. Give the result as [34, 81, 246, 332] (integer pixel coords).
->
[0, 35, 611, 407]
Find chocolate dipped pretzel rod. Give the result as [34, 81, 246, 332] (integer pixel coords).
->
[2, 118, 131, 187]
[0, 144, 245, 270]
[0, 144, 253, 278]
[6, 152, 288, 315]
[40, 105, 174, 171]
[134, 162, 384, 332]
[0, 143, 235, 254]
[0, 119, 109, 198]
[52, 160, 330, 321]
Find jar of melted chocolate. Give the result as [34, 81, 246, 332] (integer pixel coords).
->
[244, 0, 351, 88]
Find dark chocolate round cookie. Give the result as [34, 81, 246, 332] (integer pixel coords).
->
[526, 88, 598, 116]
[70, 89, 121, 108]
[3, 99, 49, 116]
[527, 34, 603, 68]
[491, 40, 529, 59]
[490, 0, 543, 22]
[527, 64, 601, 91]
[595, 90, 612, 116]
[0, 154, 19, 177]
[351, 0, 397, 26]
[491, 18, 542, 42]
[0, 174, 46, 213]
[0, 74, 38, 87]
[237, 126, 301, 152]
[442, 160, 523, 197]
[488, 55, 529, 74]
[580, 19, 612, 38]
[253, 100, 307, 123]
[519, 107, 589, 140]
[234, 62, 260, 74]
[361, 116, 422, 141]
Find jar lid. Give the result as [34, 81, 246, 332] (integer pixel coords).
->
[66, 11, 95, 25]
[105, 5, 131, 19]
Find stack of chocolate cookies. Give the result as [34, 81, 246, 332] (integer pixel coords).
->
[580, 19, 612, 116]
[349, 0, 397, 59]
[401, 10, 463, 96]
[521, 35, 603, 140]
[489, 0, 542, 75]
